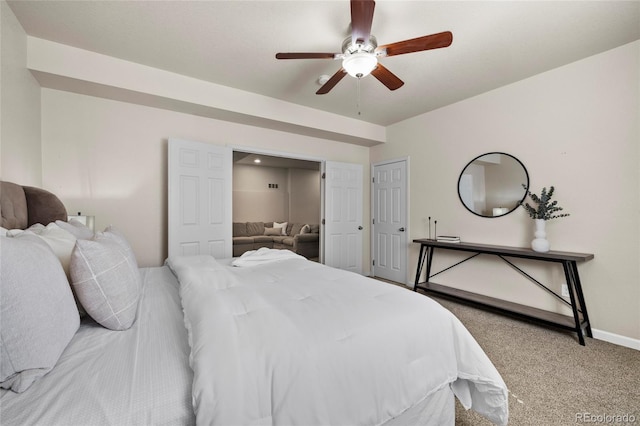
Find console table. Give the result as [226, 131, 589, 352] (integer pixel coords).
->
[413, 239, 594, 345]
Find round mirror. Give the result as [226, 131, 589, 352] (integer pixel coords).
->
[458, 152, 529, 218]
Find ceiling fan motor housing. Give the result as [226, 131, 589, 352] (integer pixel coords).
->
[342, 35, 377, 54]
[341, 35, 378, 78]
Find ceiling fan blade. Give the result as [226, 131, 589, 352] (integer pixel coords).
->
[316, 68, 348, 95]
[351, 0, 375, 46]
[276, 53, 336, 60]
[376, 31, 453, 57]
[371, 63, 404, 91]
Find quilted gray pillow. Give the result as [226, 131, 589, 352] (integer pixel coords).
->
[70, 232, 140, 331]
[0, 236, 80, 393]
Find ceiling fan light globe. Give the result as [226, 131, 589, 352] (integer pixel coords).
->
[342, 52, 377, 78]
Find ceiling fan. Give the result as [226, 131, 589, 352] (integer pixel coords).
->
[275, 0, 453, 95]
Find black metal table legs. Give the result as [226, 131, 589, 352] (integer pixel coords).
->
[412, 240, 593, 346]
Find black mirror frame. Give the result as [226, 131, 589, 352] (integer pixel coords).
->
[457, 152, 530, 218]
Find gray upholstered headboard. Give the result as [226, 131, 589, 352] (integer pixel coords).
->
[0, 181, 67, 229]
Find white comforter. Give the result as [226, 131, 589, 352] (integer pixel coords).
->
[231, 247, 305, 267]
[167, 254, 508, 426]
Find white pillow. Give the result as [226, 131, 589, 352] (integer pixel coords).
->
[301, 224, 311, 234]
[56, 219, 94, 240]
[0, 236, 80, 393]
[6, 223, 44, 237]
[273, 221, 288, 236]
[13, 223, 76, 278]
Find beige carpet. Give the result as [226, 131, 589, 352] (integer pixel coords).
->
[378, 279, 640, 425]
[429, 295, 640, 425]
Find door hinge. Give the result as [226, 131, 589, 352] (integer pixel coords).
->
[372, 259, 375, 266]
[321, 172, 326, 179]
[372, 218, 375, 225]
[372, 177, 375, 183]
[321, 218, 325, 225]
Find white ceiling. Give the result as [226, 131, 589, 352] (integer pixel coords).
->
[8, 0, 640, 127]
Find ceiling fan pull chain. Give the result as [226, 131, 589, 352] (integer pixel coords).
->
[357, 77, 362, 116]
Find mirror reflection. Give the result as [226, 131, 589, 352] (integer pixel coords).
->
[458, 152, 529, 218]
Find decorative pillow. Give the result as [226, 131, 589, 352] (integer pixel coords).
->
[264, 227, 282, 236]
[102, 225, 141, 279]
[273, 221, 288, 236]
[56, 219, 94, 240]
[301, 224, 311, 234]
[70, 233, 140, 331]
[13, 223, 88, 316]
[0, 236, 80, 393]
[290, 223, 304, 236]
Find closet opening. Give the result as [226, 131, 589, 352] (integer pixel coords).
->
[232, 150, 322, 261]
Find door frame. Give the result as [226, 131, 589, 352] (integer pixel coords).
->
[370, 157, 410, 285]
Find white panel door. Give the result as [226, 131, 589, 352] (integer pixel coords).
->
[168, 138, 232, 259]
[323, 161, 363, 274]
[373, 159, 408, 284]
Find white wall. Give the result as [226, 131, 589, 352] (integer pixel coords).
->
[371, 41, 640, 343]
[0, 1, 41, 184]
[233, 165, 321, 225]
[41, 89, 370, 268]
[288, 168, 321, 225]
[233, 164, 289, 222]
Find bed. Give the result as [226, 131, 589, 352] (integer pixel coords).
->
[0, 181, 509, 425]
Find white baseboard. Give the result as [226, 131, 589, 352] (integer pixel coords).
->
[592, 328, 640, 351]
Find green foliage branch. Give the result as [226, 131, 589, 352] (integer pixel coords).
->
[520, 185, 570, 220]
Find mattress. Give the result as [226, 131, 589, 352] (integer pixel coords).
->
[0, 266, 195, 426]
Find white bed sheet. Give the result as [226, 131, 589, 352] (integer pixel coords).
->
[169, 254, 509, 426]
[0, 266, 195, 426]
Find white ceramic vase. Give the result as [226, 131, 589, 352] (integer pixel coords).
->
[531, 218, 550, 252]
